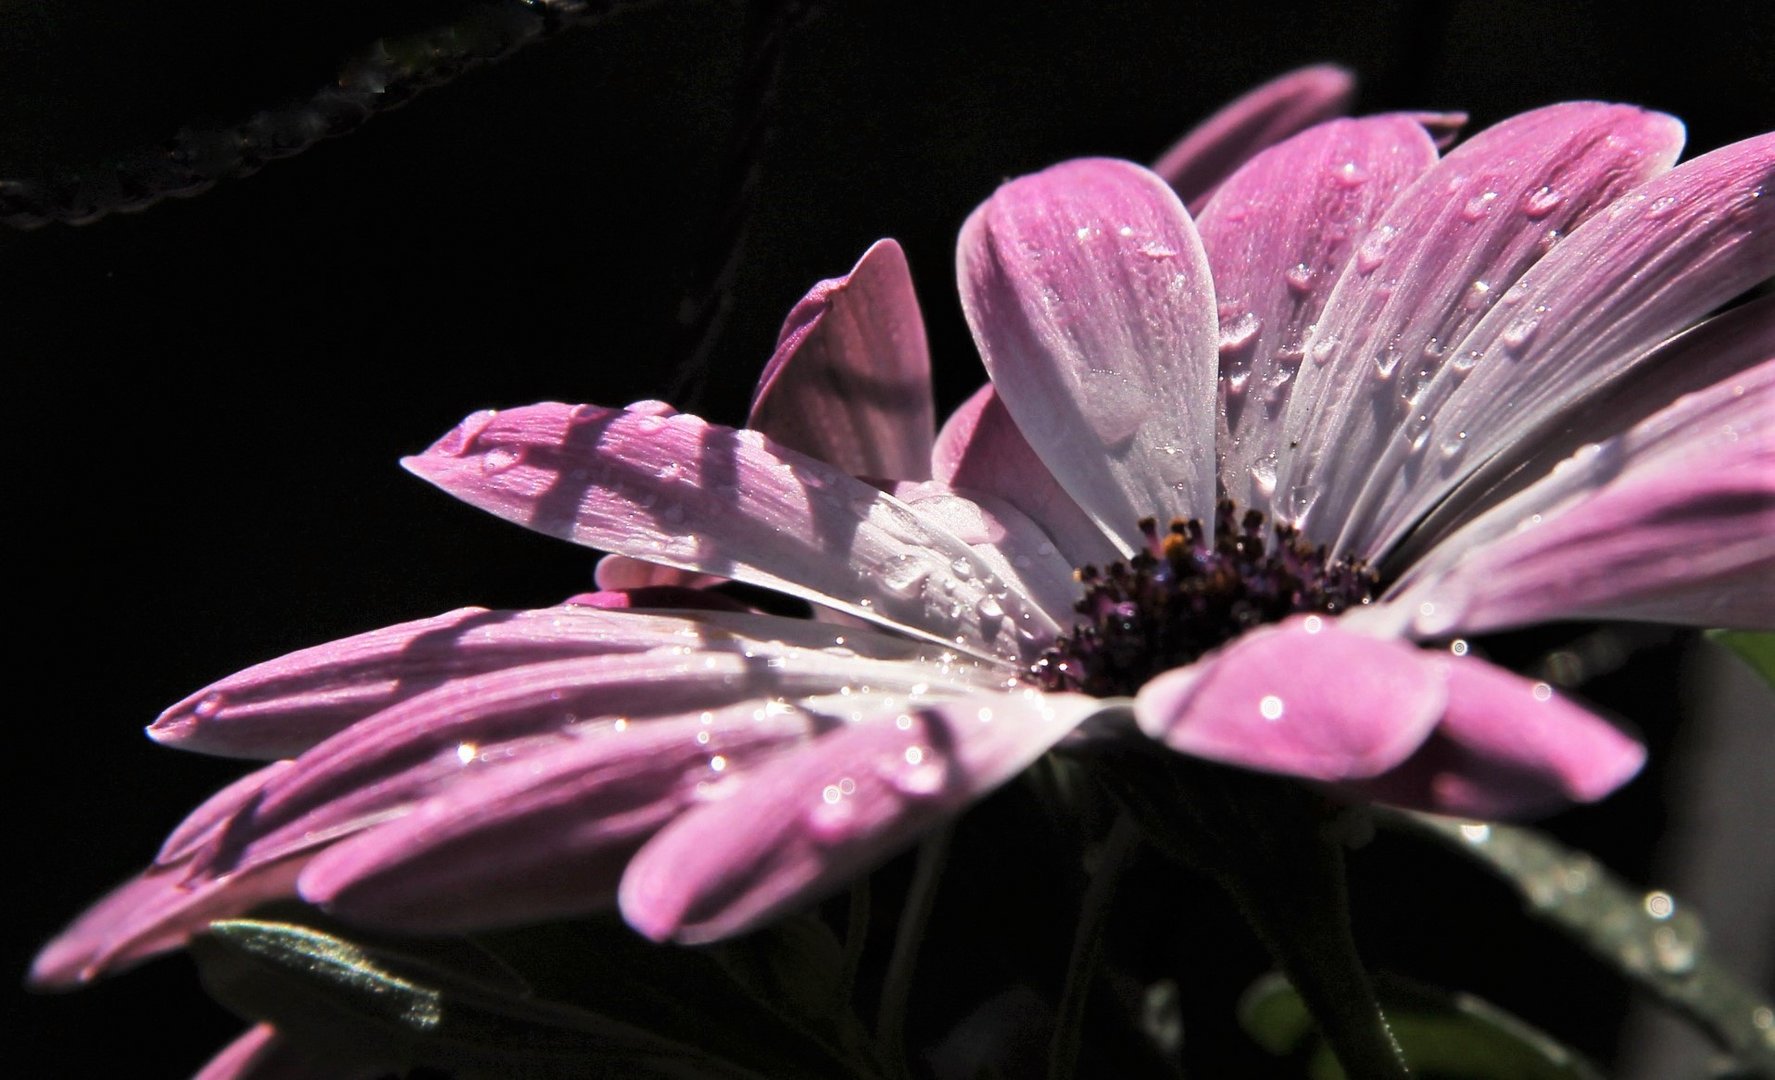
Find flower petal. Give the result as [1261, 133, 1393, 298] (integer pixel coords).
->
[958, 158, 1219, 549]
[1153, 64, 1356, 209]
[1348, 658, 1644, 818]
[619, 690, 1105, 944]
[885, 479, 1081, 622]
[199, 627, 986, 880]
[297, 700, 821, 931]
[1274, 102, 1686, 551]
[1391, 294, 1775, 570]
[149, 605, 810, 759]
[1135, 615, 1445, 780]
[1197, 114, 1441, 515]
[748, 239, 936, 480]
[1355, 130, 1775, 558]
[593, 554, 719, 592]
[1386, 359, 1775, 636]
[405, 402, 1060, 661]
[30, 858, 305, 989]
[932, 384, 1118, 567]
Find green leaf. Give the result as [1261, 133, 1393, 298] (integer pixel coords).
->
[1707, 630, 1775, 689]
[1386, 813, 1775, 1075]
[193, 918, 773, 1080]
[1240, 972, 1606, 1080]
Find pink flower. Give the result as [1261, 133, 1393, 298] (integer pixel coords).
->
[34, 67, 1773, 1012]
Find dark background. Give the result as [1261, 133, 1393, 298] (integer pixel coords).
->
[5, 1, 1771, 1076]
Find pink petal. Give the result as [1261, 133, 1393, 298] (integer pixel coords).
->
[1153, 64, 1357, 209]
[200, 627, 982, 881]
[405, 401, 1059, 661]
[932, 384, 1118, 567]
[562, 587, 750, 612]
[1348, 657, 1645, 818]
[1134, 615, 1445, 781]
[1274, 102, 1686, 552]
[958, 158, 1219, 549]
[156, 762, 292, 866]
[748, 239, 936, 480]
[1358, 130, 1775, 559]
[593, 554, 719, 591]
[619, 690, 1105, 943]
[884, 479, 1081, 622]
[298, 700, 822, 932]
[149, 605, 780, 759]
[1393, 294, 1775, 569]
[30, 858, 305, 989]
[1197, 114, 1441, 515]
[1390, 359, 1775, 635]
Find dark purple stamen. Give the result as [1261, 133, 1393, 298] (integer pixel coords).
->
[1030, 500, 1380, 697]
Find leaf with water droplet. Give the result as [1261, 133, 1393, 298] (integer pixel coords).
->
[1382, 812, 1775, 1073]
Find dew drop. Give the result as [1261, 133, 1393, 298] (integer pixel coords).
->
[1449, 349, 1482, 375]
[976, 596, 1005, 620]
[1248, 456, 1279, 499]
[634, 414, 667, 435]
[1310, 333, 1340, 365]
[1280, 485, 1319, 528]
[879, 554, 930, 597]
[1501, 316, 1540, 354]
[1218, 311, 1261, 355]
[1645, 194, 1680, 219]
[1523, 185, 1564, 219]
[1138, 240, 1178, 259]
[1332, 160, 1368, 188]
[1258, 695, 1285, 721]
[480, 446, 522, 475]
[1284, 262, 1314, 294]
[1437, 430, 1469, 461]
[1460, 189, 1499, 221]
[1651, 923, 1699, 974]
[1463, 279, 1493, 312]
[1354, 225, 1398, 273]
[193, 694, 225, 720]
[1372, 348, 1402, 380]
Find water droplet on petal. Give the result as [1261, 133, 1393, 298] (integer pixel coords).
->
[1645, 194, 1680, 219]
[1218, 311, 1261, 355]
[1460, 189, 1499, 221]
[976, 596, 1005, 620]
[1332, 160, 1368, 188]
[1463, 279, 1493, 312]
[1249, 456, 1278, 499]
[1354, 224, 1398, 273]
[193, 694, 225, 719]
[480, 446, 522, 474]
[1523, 185, 1564, 219]
[1284, 262, 1314, 294]
[1258, 695, 1285, 721]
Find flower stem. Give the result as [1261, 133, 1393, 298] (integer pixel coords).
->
[876, 824, 954, 1078]
[1047, 812, 1143, 1080]
[1095, 751, 1409, 1079]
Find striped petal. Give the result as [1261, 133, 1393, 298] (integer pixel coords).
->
[1275, 103, 1686, 550]
[1153, 64, 1356, 209]
[618, 689, 1105, 943]
[748, 239, 936, 480]
[1388, 358, 1775, 636]
[932, 384, 1117, 567]
[405, 401, 1060, 661]
[1198, 114, 1440, 515]
[1348, 658, 1644, 818]
[1135, 615, 1445, 780]
[958, 158, 1219, 551]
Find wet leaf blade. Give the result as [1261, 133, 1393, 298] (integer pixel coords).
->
[1386, 813, 1775, 1074]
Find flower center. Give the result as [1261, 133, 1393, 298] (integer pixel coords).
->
[1030, 500, 1380, 697]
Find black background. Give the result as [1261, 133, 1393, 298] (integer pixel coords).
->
[5, 2, 1771, 1076]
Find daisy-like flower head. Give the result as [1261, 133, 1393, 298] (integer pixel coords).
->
[34, 68, 1773, 1029]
